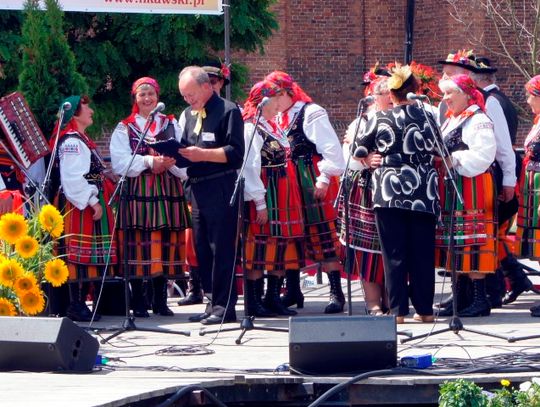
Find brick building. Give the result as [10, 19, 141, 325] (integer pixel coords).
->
[234, 0, 530, 141]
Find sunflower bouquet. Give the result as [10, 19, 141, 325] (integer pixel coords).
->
[0, 204, 68, 316]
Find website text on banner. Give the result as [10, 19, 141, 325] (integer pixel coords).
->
[0, 0, 222, 15]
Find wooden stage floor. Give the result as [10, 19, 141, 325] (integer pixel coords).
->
[2, 268, 540, 406]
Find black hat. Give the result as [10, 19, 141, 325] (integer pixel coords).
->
[438, 50, 479, 72]
[474, 57, 498, 74]
[202, 60, 230, 86]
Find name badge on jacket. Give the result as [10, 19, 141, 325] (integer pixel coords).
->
[202, 132, 215, 142]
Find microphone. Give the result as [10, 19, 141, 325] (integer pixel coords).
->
[62, 102, 72, 111]
[149, 102, 166, 116]
[257, 96, 271, 109]
[406, 92, 428, 101]
[360, 95, 375, 105]
[353, 146, 369, 158]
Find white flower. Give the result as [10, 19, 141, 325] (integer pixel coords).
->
[520, 381, 532, 392]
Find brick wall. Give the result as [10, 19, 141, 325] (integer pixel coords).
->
[234, 0, 533, 142]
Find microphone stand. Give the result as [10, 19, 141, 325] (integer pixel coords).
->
[334, 99, 370, 316]
[199, 105, 288, 344]
[98, 109, 190, 343]
[40, 106, 66, 204]
[402, 99, 508, 343]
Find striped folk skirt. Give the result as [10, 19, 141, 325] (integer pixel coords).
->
[117, 172, 191, 278]
[295, 155, 341, 262]
[57, 186, 117, 282]
[435, 171, 497, 273]
[338, 169, 384, 283]
[244, 234, 306, 273]
[515, 160, 540, 260]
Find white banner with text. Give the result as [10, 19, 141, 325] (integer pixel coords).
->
[0, 0, 222, 15]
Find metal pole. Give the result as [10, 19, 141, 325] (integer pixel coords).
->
[404, 0, 415, 64]
[224, 0, 231, 100]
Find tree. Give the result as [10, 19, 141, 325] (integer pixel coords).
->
[1, 1, 278, 137]
[18, 0, 88, 136]
[444, 0, 540, 79]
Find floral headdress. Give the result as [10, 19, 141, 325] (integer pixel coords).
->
[525, 75, 540, 97]
[265, 71, 313, 104]
[130, 76, 160, 115]
[203, 61, 231, 85]
[242, 80, 280, 121]
[362, 62, 391, 96]
[388, 62, 413, 91]
[410, 61, 442, 103]
[440, 74, 485, 113]
[438, 49, 479, 72]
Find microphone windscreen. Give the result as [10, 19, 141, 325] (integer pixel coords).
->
[362, 95, 375, 104]
[353, 146, 369, 158]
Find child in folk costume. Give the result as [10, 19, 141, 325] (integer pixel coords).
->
[53, 95, 117, 321]
[265, 71, 346, 314]
[436, 74, 497, 318]
[242, 80, 305, 317]
[515, 75, 540, 317]
[110, 77, 191, 317]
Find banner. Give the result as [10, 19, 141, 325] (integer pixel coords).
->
[0, 0, 222, 15]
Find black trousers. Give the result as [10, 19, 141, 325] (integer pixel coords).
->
[190, 173, 239, 317]
[375, 207, 436, 316]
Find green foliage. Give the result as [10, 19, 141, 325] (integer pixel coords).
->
[18, 0, 88, 136]
[439, 379, 488, 407]
[439, 379, 540, 407]
[0, 0, 277, 138]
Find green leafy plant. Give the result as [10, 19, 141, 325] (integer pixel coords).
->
[439, 378, 488, 407]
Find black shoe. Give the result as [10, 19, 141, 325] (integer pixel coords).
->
[153, 305, 174, 316]
[188, 312, 210, 322]
[177, 292, 204, 306]
[66, 302, 98, 322]
[531, 304, 540, 317]
[133, 309, 150, 318]
[200, 314, 237, 325]
[502, 278, 533, 305]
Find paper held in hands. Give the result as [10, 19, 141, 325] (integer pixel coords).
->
[147, 139, 192, 168]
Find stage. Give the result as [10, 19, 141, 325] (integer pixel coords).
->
[2, 268, 540, 407]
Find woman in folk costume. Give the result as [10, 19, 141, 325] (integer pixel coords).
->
[110, 77, 191, 317]
[53, 95, 117, 322]
[355, 64, 441, 323]
[515, 75, 540, 317]
[339, 74, 392, 316]
[265, 71, 346, 313]
[242, 80, 305, 317]
[436, 74, 497, 318]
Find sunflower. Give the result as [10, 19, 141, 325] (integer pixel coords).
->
[15, 235, 40, 259]
[0, 297, 17, 316]
[44, 258, 69, 287]
[0, 258, 24, 288]
[13, 272, 38, 296]
[19, 288, 45, 315]
[0, 212, 28, 244]
[39, 204, 64, 238]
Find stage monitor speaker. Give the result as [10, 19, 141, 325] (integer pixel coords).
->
[0, 316, 99, 372]
[289, 315, 397, 375]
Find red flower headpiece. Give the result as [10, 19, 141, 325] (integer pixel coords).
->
[526, 75, 540, 97]
[242, 80, 279, 121]
[410, 61, 442, 103]
[220, 63, 231, 79]
[450, 74, 485, 111]
[265, 71, 312, 104]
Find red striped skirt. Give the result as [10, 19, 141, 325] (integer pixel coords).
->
[57, 187, 117, 281]
[248, 163, 304, 238]
[435, 171, 497, 273]
[244, 233, 306, 273]
[515, 159, 540, 260]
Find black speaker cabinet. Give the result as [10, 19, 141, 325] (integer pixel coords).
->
[289, 315, 397, 375]
[0, 316, 99, 372]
